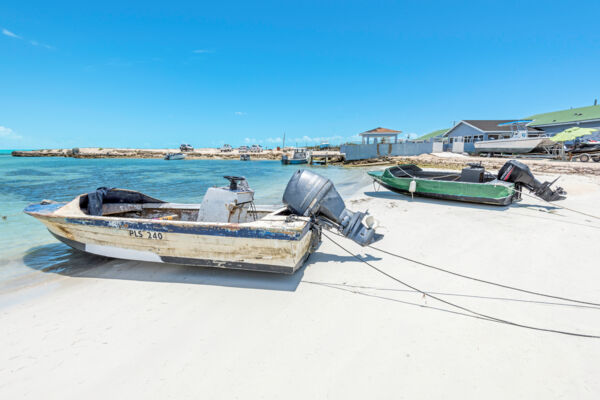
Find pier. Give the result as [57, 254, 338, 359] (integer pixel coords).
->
[309, 151, 345, 165]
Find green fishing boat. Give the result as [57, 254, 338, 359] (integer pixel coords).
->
[368, 160, 566, 206]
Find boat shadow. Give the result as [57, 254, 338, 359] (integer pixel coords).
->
[21, 242, 374, 292]
[362, 190, 561, 212]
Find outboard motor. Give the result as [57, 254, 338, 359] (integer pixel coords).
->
[282, 169, 381, 246]
[498, 160, 566, 201]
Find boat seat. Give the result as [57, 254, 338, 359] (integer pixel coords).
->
[460, 167, 485, 183]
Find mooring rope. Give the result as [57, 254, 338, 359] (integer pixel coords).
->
[322, 231, 600, 339]
[511, 186, 600, 220]
[327, 230, 600, 308]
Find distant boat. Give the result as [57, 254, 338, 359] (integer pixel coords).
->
[240, 154, 251, 161]
[282, 148, 310, 165]
[164, 153, 186, 160]
[474, 120, 554, 154]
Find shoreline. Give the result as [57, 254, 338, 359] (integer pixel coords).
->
[11, 148, 284, 160]
[10, 147, 345, 162]
[10, 148, 600, 175]
[345, 153, 600, 176]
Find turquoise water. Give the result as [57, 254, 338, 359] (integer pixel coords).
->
[0, 154, 373, 268]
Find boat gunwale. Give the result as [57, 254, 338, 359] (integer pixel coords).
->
[368, 168, 514, 188]
[24, 196, 312, 240]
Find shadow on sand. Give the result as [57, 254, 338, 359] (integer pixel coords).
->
[22, 242, 381, 292]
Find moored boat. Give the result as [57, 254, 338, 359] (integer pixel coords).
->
[282, 148, 310, 165]
[368, 160, 566, 206]
[25, 172, 381, 274]
[240, 154, 251, 161]
[164, 152, 186, 160]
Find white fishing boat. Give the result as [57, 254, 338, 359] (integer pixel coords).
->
[164, 152, 186, 160]
[282, 148, 311, 165]
[474, 120, 554, 154]
[24, 172, 380, 274]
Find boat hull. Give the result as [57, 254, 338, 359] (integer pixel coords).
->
[25, 202, 316, 274]
[164, 153, 186, 160]
[281, 159, 308, 165]
[474, 137, 554, 154]
[368, 171, 515, 206]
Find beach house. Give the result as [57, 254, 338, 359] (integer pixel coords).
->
[526, 104, 600, 137]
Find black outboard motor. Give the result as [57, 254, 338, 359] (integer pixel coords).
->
[283, 170, 381, 246]
[498, 160, 566, 201]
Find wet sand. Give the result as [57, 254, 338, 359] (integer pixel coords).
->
[1, 173, 600, 399]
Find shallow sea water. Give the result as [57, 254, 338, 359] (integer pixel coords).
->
[0, 154, 373, 279]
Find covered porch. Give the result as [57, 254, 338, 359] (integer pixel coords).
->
[359, 127, 402, 144]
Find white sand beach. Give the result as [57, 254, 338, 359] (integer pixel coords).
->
[2, 173, 600, 399]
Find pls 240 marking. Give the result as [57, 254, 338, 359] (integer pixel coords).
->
[129, 230, 164, 240]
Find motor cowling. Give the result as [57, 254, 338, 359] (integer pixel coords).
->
[282, 169, 381, 246]
[498, 160, 566, 201]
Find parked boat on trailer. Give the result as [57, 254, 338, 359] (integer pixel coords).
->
[24, 171, 381, 274]
[474, 120, 554, 155]
[368, 160, 566, 206]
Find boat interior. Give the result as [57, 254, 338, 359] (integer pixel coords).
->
[388, 164, 497, 183]
[77, 189, 290, 223]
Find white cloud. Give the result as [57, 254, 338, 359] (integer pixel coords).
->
[192, 49, 212, 54]
[2, 28, 54, 49]
[287, 135, 346, 144]
[0, 126, 22, 140]
[243, 138, 264, 144]
[2, 28, 22, 39]
[234, 111, 247, 116]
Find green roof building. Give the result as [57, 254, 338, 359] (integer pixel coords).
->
[418, 128, 449, 140]
[526, 104, 600, 137]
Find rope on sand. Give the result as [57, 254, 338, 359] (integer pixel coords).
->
[323, 232, 600, 339]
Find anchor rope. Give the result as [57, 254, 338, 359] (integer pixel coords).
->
[510, 186, 600, 220]
[327, 230, 600, 308]
[322, 231, 600, 339]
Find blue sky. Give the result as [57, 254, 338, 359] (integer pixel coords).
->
[1, 0, 599, 149]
